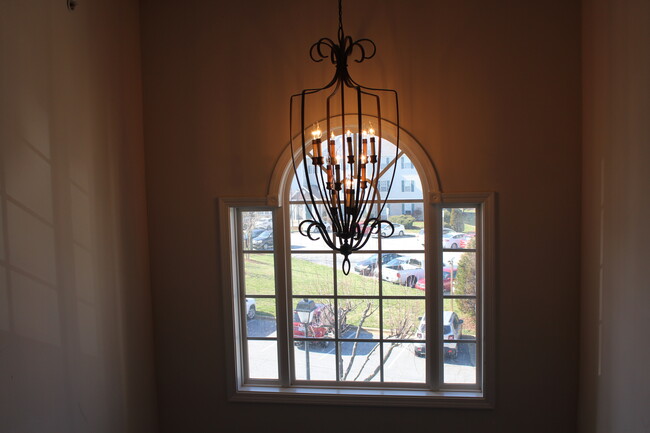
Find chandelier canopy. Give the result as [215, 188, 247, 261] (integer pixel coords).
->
[290, 0, 400, 274]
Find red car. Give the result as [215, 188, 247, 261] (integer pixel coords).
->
[293, 303, 347, 347]
[414, 267, 457, 293]
[459, 233, 476, 249]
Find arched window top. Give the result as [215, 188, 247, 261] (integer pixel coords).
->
[267, 123, 441, 207]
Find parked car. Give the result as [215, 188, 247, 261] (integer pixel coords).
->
[414, 311, 464, 358]
[413, 266, 457, 293]
[459, 233, 476, 249]
[245, 298, 256, 320]
[353, 253, 405, 276]
[380, 256, 425, 287]
[252, 230, 273, 250]
[293, 303, 346, 347]
[443, 232, 470, 249]
[372, 223, 405, 238]
[416, 229, 425, 245]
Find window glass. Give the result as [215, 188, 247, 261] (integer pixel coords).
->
[247, 340, 278, 379]
[238, 209, 279, 384]
[443, 342, 477, 385]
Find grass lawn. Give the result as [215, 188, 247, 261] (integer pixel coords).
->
[243, 254, 425, 331]
[241, 254, 478, 336]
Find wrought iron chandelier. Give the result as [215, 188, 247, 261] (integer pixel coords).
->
[290, 0, 400, 274]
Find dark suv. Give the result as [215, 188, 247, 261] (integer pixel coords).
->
[353, 253, 404, 276]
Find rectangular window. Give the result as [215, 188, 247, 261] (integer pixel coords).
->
[401, 180, 415, 192]
[236, 209, 280, 382]
[378, 180, 389, 192]
[220, 192, 494, 408]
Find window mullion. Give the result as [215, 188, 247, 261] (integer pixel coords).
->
[427, 202, 442, 391]
[275, 205, 291, 387]
[235, 209, 252, 383]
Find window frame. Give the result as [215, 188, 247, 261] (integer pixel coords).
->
[219, 191, 494, 408]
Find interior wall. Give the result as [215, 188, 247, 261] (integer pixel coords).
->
[580, 0, 650, 432]
[0, 0, 157, 432]
[140, 1, 581, 432]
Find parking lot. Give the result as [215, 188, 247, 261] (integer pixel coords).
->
[246, 318, 476, 384]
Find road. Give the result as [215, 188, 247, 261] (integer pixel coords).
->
[287, 230, 467, 270]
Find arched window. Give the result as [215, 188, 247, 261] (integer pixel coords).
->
[219, 126, 494, 407]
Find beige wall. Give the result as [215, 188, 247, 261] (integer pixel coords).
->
[581, 0, 650, 432]
[0, 0, 157, 432]
[141, 1, 581, 432]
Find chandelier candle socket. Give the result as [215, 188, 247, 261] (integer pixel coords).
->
[289, 0, 400, 274]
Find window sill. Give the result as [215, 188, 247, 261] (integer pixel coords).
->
[230, 384, 492, 408]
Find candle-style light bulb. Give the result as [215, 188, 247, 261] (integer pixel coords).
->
[311, 124, 322, 140]
[328, 132, 336, 164]
[361, 129, 368, 156]
[369, 124, 376, 157]
[311, 125, 322, 160]
[346, 130, 353, 156]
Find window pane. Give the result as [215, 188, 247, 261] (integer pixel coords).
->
[289, 161, 329, 204]
[247, 339, 278, 380]
[339, 340, 381, 382]
[291, 297, 336, 341]
[371, 216, 424, 251]
[444, 342, 477, 385]
[380, 156, 422, 200]
[338, 298, 380, 339]
[245, 298, 276, 338]
[442, 251, 476, 296]
[442, 207, 477, 238]
[291, 254, 334, 296]
[243, 254, 275, 296]
[241, 211, 273, 251]
[383, 342, 426, 383]
[293, 344, 336, 381]
[379, 252, 425, 291]
[382, 299, 425, 340]
[289, 204, 332, 251]
[339, 254, 380, 296]
[443, 299, 477, 339]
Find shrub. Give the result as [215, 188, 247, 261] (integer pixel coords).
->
[388, 214, 416, 229]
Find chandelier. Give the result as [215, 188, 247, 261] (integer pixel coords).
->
[290, 0, 400, 274]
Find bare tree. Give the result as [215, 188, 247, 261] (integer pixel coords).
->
[339, 301, 379, 380]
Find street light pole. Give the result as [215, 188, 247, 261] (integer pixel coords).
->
[305, 324, 311, 380]
[448, 257, 455, 312]
[295, 298, 317, 381]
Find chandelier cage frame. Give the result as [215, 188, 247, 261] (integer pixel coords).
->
[289, 0, 401, 274]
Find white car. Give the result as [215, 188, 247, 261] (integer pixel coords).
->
[245, 298, 256, 319]
[416, 229, 425, 245]
[380, 256, 425, 287]
[372, 223, 405, 238]
[414, 311, 464, 358]
[442, 232, 470, 249]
